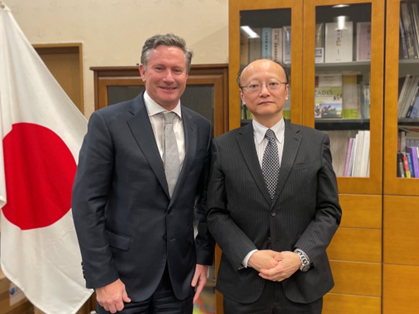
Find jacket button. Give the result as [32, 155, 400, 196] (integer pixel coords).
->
[271, 211, 276, 217]
[163, 235, 167, 241]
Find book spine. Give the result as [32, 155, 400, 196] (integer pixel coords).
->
[283, 26, 291, 64]
[400, 19, 409, 59]
[403, 153, 411, 178]
[398, 151, 406, 178]
[406, 147, 419, 178]
[406, 153, 415, 178]
[343, 138, 354, 176]
[261, 28, 272, 59]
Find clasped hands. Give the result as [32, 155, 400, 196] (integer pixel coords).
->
[247, 250, 301, 282]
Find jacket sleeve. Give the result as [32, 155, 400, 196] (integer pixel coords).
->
[72, 110, 120, 289]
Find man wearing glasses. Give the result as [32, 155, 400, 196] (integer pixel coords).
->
[206, 59, 342, 313]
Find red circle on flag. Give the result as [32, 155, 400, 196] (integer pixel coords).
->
[3, 123, 76, 230]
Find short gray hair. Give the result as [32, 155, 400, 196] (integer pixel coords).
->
[140, 33, 193, 72]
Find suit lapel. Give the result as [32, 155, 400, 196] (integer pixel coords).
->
[170, 108, 197, 202]
[271, 120, 302, 206]
[237, 124, 272, 205]
[127, 93, 170, 198]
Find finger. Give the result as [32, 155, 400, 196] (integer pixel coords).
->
[116, 300, 125, 312]
[193, 280, 205, 303]
[108, 304, 117, 314]
[122, 290, 131, 303]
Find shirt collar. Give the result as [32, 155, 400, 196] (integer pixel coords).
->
[143, 91, 182, 118]
[253, 118, 285, 145]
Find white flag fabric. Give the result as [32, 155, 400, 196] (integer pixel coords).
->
[0, 4, 92, 314]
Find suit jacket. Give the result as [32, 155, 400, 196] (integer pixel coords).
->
[72, 92, 214, 301]
[206, 120, 342, 304]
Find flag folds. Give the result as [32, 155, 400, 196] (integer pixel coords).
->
[0, 4, 92, 314]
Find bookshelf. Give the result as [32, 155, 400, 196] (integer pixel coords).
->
[229, 0, 385, 313]
[383, 1, 419, 313]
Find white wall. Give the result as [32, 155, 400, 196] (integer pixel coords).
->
[7, 0, 229, 117]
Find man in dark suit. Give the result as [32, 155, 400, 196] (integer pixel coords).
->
[206, 59, 342, 314]
[72, 34, 214, 314]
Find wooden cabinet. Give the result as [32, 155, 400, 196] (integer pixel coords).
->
[228, 0, 418, 313]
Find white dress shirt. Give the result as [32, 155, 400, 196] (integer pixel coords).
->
[242, 118, 285, 268]
[143, 91, 185, 168]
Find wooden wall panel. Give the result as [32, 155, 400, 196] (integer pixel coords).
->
[330, 261, 381, 296]
[323, 293, 381, 314]
[384, 196, 419, 265]
[339, 194, 382, 229]
[383, 264, 419, 314]
[327, 228, 381, 263]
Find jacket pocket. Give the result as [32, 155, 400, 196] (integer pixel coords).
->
[106, 230, 131, 251]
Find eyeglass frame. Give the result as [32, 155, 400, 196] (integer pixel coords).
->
[239, 80, 289, 93]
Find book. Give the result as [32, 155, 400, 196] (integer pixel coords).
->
[402, 152, 411, 178]
[409, 94, 419, 118]
[398, 75, 412, 117]
[360, 81, 370, 119]
[400, 19, 409, 59]
[271, 28, 283, 63]
[347, 137, 357, 177]
[283, 26, 291, 64]
[412, 4, 419, 56]
[356, 22, 371, 61]
[343, 137, 354, 176]
[405, 84, 419, 118]
[406, 146, 419, 178]
[315, 23, 325, 63]
[240, 32, 249, 67]
[261, 27, 272, 59]
[342, 74, 359, 118]
[409, 3, 419, 60]
[325, 21, 354, 63]
[397, 151, 406, 178]
[401, 2, 418, 59]
[248, 28, 261, 62]
[315, 74, 343, 118]
[400, 76, 419, 118]
[406, 153, 414, 178]
[359, 130, 370, 177]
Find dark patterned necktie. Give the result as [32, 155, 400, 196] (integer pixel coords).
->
[163, 112, 180, 198]
[262, 129, 280, 199]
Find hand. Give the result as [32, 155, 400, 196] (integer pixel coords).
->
[95, 279, 131, 313]
[191, 264, 208, 303]
[258, 251, 301, 282]
[248, 250, 282, 272]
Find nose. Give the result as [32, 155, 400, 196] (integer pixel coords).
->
[163, 70, 175, 83]
[259, 83, 270, 95]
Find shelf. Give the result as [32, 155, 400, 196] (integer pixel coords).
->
[315, 119, 370, 130]
[315, 61, 371, 74]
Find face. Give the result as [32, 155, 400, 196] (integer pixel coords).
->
[139, 45, 188, 110]
[239, 60, 289, 123]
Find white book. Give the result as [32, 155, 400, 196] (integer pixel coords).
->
[271, 28, 283, 63]
[356, 22, 371, 61]
[401, 76, 419, 118]
[283, 26, 291, 64]
[315, 23, 325, 63]
[248, 28, 261, 62]
[352, 131, 365, 177]
[359, 130, 370, 177]
[398, 74, 412, 117]
[325, 21, 353, 62]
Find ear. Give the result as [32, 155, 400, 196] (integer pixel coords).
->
[239, 89, 246, 105]
[139, 64, 146, 81]
[284, 84, 289, 100]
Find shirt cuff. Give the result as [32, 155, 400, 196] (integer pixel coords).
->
[242, 249, 258, 268]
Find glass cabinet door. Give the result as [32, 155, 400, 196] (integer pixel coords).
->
[229, 0, 303, 130]
[384, 0, 419, 196]
[303, 0, 384, 194]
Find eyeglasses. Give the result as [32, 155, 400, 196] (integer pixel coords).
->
[240, 81, 288, 93]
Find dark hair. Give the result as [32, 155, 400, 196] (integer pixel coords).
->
[141, 33, 193, 72]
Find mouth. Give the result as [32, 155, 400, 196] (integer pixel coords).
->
[159, 86, 177, 91]
[258, 101, 273, 105]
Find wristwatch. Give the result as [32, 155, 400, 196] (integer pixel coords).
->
[295, 249, 311, 272]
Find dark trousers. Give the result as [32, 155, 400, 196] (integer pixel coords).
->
[223, 280, 323, 314]
[96, 267, 193, 314]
